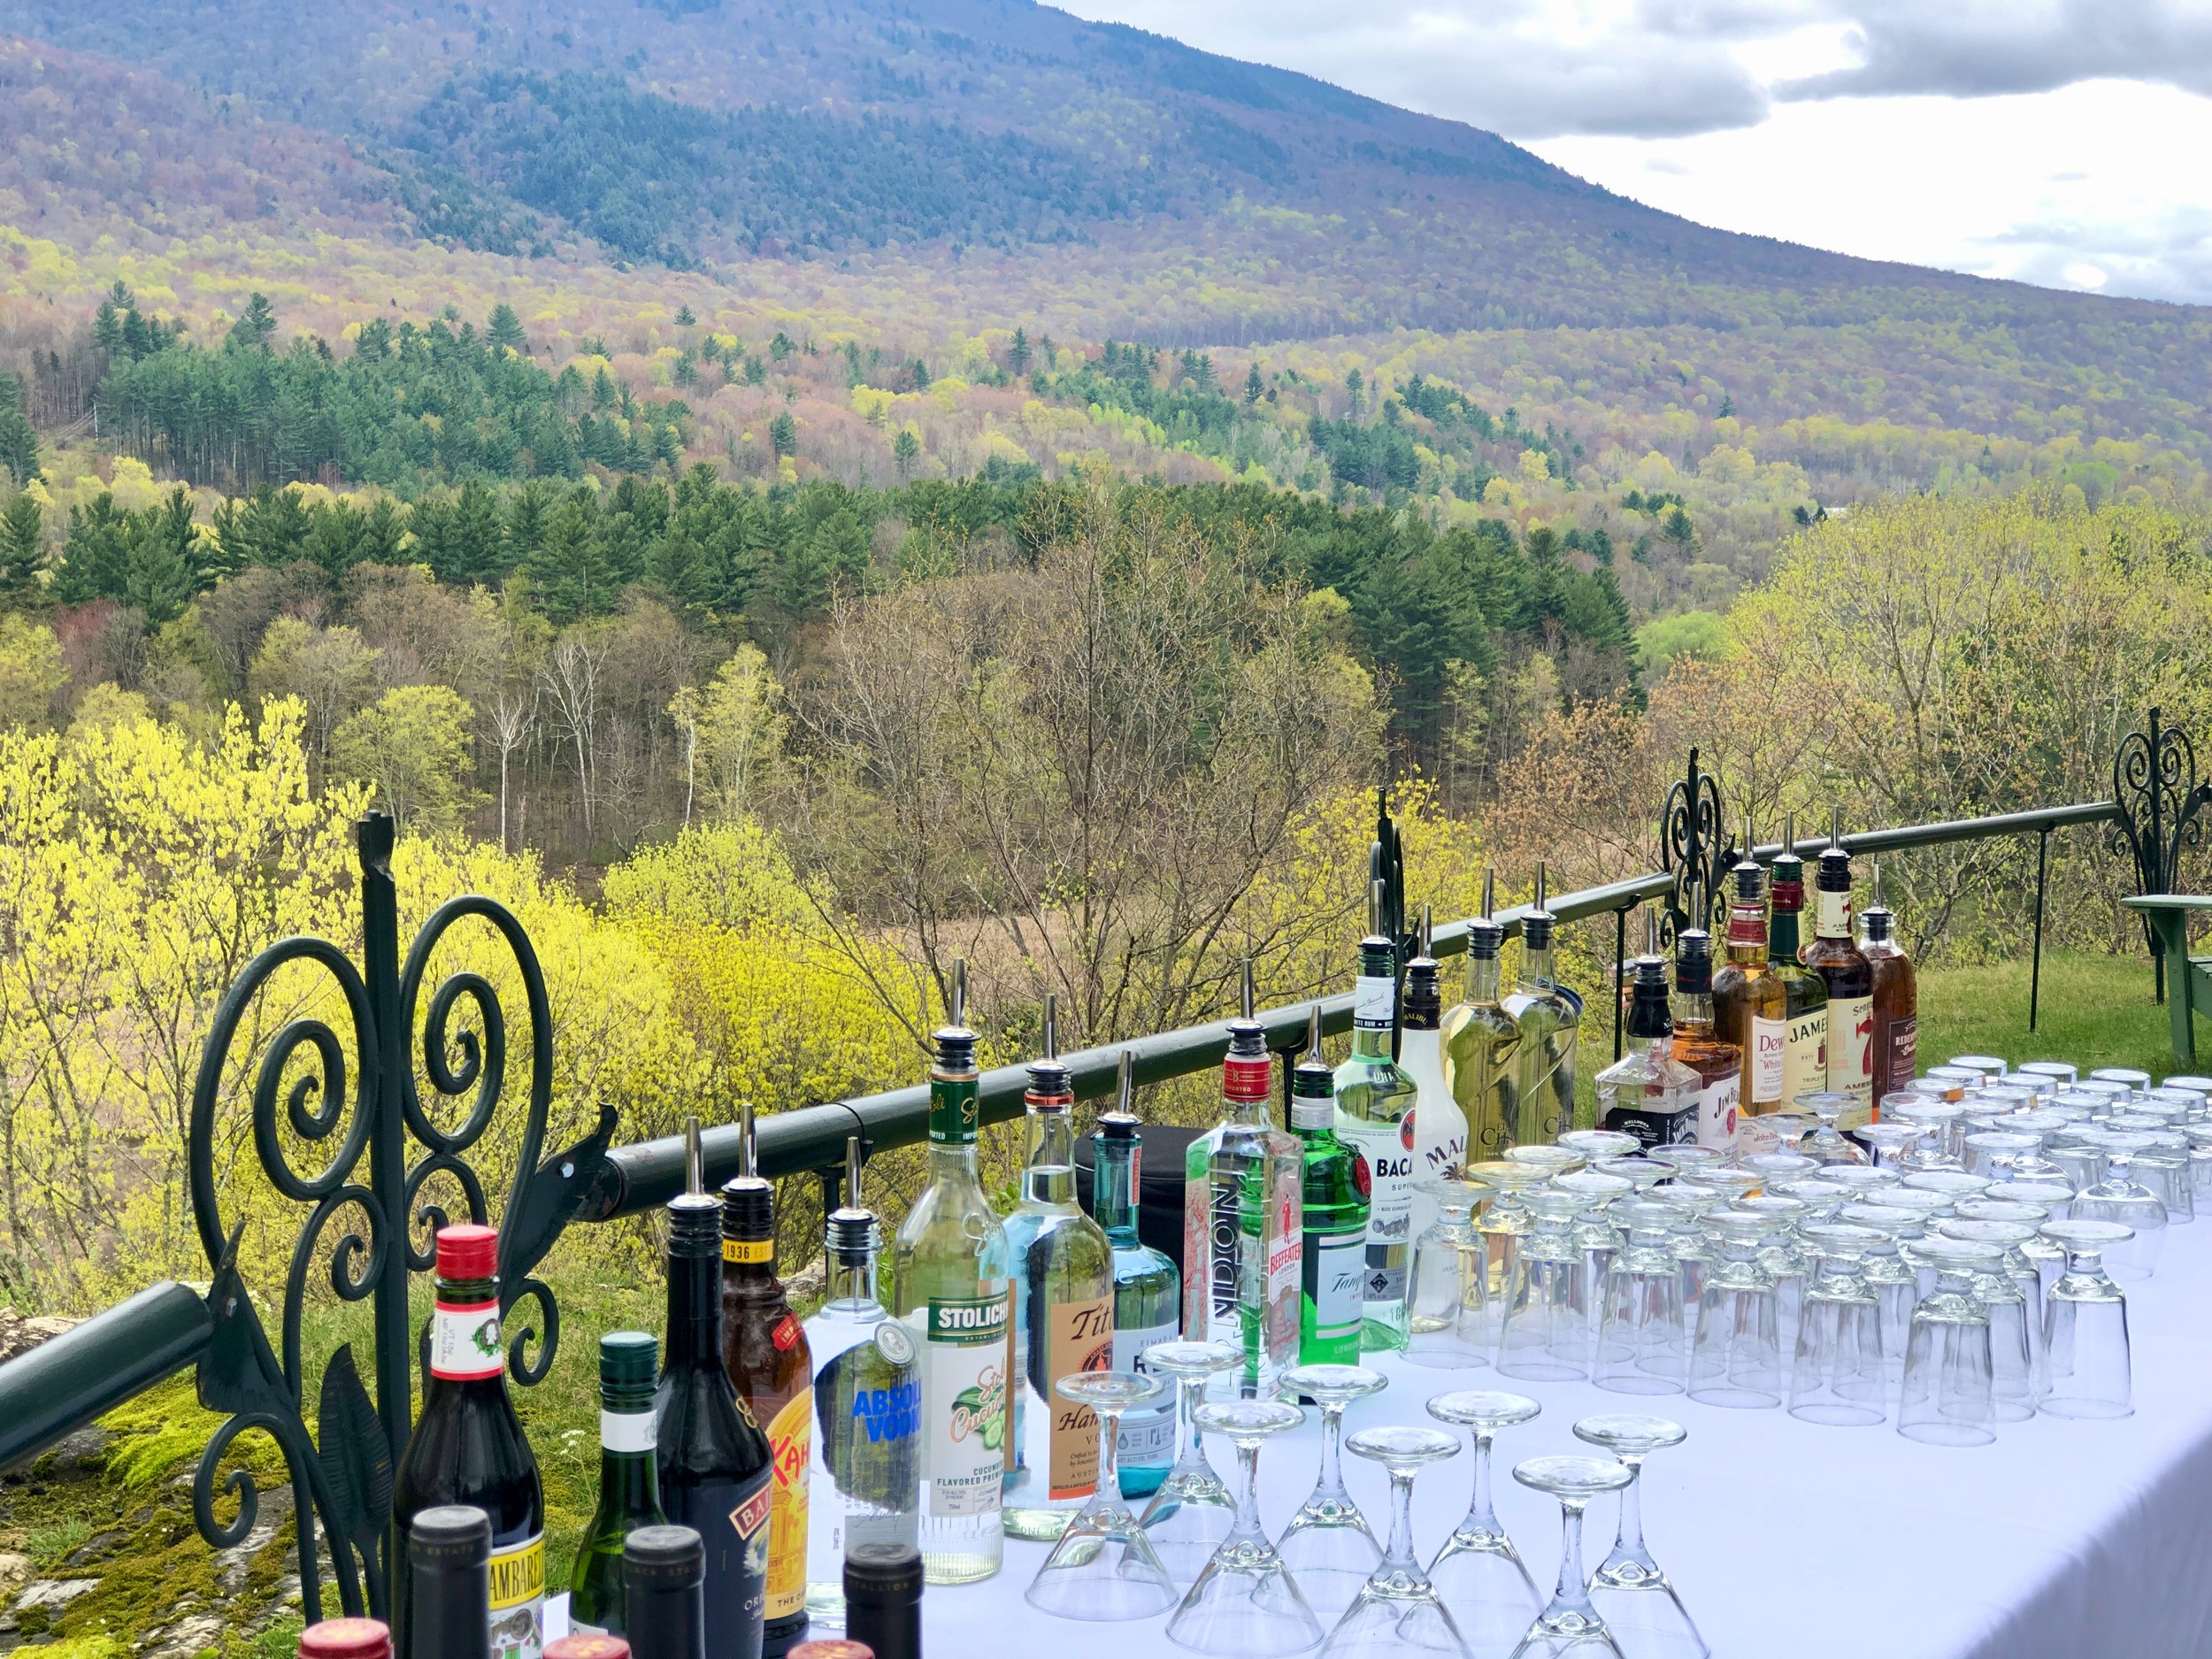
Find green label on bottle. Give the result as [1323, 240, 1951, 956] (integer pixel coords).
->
[929, 1070, 980, 1144]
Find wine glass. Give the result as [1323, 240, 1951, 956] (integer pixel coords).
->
[1165, 1399, 1321, 1658]
[1276, 1364, 1388, 1624]
[1425, 1389, 1544, 1658]
[1025, 1372, 1180, 1620]
[1507, 1455, 1637, 1659]
[1138, 1341, 1243, 1587]
[1317, 1426, 1469, 1659]
[1408, 1179, 1491, 1371]
[1797, 1093, 1869, 1166]
[2040, 1218, 2134, 1420]
[1572, 1416, 1707, 1659]
[1559, 1129, 1643, 1163]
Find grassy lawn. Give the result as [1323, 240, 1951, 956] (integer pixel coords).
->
[1916, 949, 2182, 1080]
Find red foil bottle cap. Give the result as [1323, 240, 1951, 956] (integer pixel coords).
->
[434, 1223, 500, 1280]
[299, 1620, 391, 1659]
[546, 1640, 632, 1659]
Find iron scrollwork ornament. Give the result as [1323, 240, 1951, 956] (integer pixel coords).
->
[187, 813, 618, 1619]
[2110, 707, 2212, 999]
[1660, 747, 1732, 945]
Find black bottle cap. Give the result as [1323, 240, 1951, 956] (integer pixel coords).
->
[408, 1505, 490, 1570]
[844, 1542, 924, 1603]
[1816, 843, 1852, 892]
[665, 1192, 721, 1256]
[624, 1525, 706, 1590]
[720, 1174, 774, 1241]
[1673, 926, 1713, 995]
[1403, 906, 1440, 1030]
[1096, 1110, 1141, 1142]
[1862, 902, 1893, 941]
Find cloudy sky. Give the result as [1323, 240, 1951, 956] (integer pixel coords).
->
[1051, 0, 2212, 306]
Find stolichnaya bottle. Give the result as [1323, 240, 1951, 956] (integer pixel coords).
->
[1399, 904, 1469, 1248]
[1596, 913, 1701, 1147]
[569, 1332, 669, 1637]
[1088, 1052, 1179, 1499]
[391, 1224, 545, 1659]
[1504, 864, 1582, 1141]
[1861, 861, 1917, 1102]
[890, 962, 1013, 1583]
[1334, 879, 1420, 1353]
[1001, 997, 1114, 1541]
[1290, 1004, 1369, 1365]
[719, 1102, 813, 1656]
[658, 1187, 773, 1659]
[1181, 960, 1303, 1399]
[1441, 871, 1520, 1160]
[802, 1138, 919, 1632]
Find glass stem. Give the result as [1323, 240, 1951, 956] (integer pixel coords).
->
[1549, 1500, 1597, 1619]
[1382, 1469, 1418, 1572]
[1612, 1458, 1646, 1560]
[1233, 1440, 1265, 1542]
[1181, 1376, 1206, 1466]
[1316, 1404, 1348, 1499]
[1463, 1431, 1500, 1538]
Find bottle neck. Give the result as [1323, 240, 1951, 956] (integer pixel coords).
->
[664, 1251, 721, 1370]
[1624, 981, 1670, 1046]
[1671, 989, 1716, 1032]
[1092, 1134, 1141, 1242]
[597, 1411, 661, 1513]
[1770, 906, 1802, 962]
[1521, 941, 1555, 992]
[1463, 951, 1502, 1006]
[826, 1250, 881, 1309]
[1725, 899, 1768, 965]
[1352, 954, 1396, 1056]
[1022, 1102, 1077, 1204]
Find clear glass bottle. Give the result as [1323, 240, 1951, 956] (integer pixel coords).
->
[1088, 1052, 1180, 1499]
[1596, 918, 1701, 1149]
[1181, 961, 1304, 1400]
[1667, 900, 1741, 1154]
[1334, 880, 1422, 1353]
[1400, 905, 1470, 1248]
[1861, 862, 1918, 1102]
[1001, 998, 1114, 1542]
[802, 1138, 919, 1632]
[890, 964, 1013, 1585]
[1289, 1005, 1370, 1366]
[1504, 864, 1581, 1144]
[1441, 872, 1520, 1161]
[1768, 815, 1832, 1141]
[569, 1331, 669, 1637]
[1803, 813, 1874, 1127]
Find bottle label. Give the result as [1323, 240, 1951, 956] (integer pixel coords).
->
[1048, 1297, 1113, 1499]
[1782, 1007, 1829, 1108]
[1816, 887, 1852, 939]
[1290, 1092, 1333, 1130]
[772, 1315, 801, 1352]
[1749, 1016, 1786, 1105]
[1697, 1068, 1741, 1151]
[1223, 1055, 1272, 1102]
[723, 1239, 773, 1265]
[1885, 1014, 1918, 1102]
[1354, 974, 1395, 1031]
[1339, 1118, 1412, 1305]
[765, 1391, 812, 1622]
[1111, 1317, 1179, 1469]
[600, 1407, 656, 1454]
[1263, 1160, 1303, 1368]
[486, 1532, 544, 1659]
[920, 1293, 1009, 1517]
[928, 1070, 980, 1145]
[1186, 1167, 1245, 1347]
[430, 1298, 504, 1381]
[1829, 995, 1874, 1122]
[1728, 904, 1766, 948]
[666, 1470, 769, 1647]
[1302, 1227, 1364, 1354]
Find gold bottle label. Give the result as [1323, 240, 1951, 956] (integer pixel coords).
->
[1048, 1296, 1113, 1499]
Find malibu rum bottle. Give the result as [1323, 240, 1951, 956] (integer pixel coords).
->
[1713, 820, 1786, 1134]
[570, 1332, 669, 1637]
[891, 962, 1012, 1584]
[1595, 917, 1701, 1147]
[1399, 905, 1469, 1248]
[1089, 1053, 1179, 1498]
[1504, 864, 1581, 1143]
[720, 1103, 814, 1656]
[1802, 813, 1874, 1127]
[1861, 862, 1917, 1102]
[1001, 997, 1114, 1541]
[1667, 895, 1741, 1153]
[1767, 814, 1830, 1143]
[391, 1224, 545, 1659]
[1181, 961, 1302, 1399]
[1290, 1005, 1369, 1365]
[1441, 871, 1520, 1160]
[1335, 881, 1420, 1352]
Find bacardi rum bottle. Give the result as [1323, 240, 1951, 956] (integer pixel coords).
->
[1335, 881, 1420, 1352]
[1441, 872, 1520, 1160]
[1802, 813, 1873, 1127]
[1713, 821, 1786, 1137]
[1399, 905, 1469, 1248]
[1088, 1054, 1179, 1498]
[890, 963, 1012, 1584]
[1767, 814, 1830, 1137]
[1181, 962, 1302, 1399]
[1595, 917, 1701, 1147]
[1667, 896, 1741, 1152]
[1289, 1005, 1368, 1366]
[1504, 865, 1581, 1142]
[1861, 862, 1917, 1102]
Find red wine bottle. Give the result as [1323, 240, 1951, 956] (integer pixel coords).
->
[407, 1506, 493, 1659]
[659, 1194, 773, 1659]
[393, 1227, 546, 1659]
[300, 1618, 392, 1659]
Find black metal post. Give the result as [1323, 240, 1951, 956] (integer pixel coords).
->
[2030, 826, 2050, 1032]
[1614, 904, 1627, 1061]
[357, 814, 412, 1477]
[2151, 709, 2168, 1005]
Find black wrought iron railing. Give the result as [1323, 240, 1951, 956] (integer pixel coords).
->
[1, 716, 2202, 1622]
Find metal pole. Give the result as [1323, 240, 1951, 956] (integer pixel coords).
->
[2030, 826, 2050, 1033]
[2151, 708, 2167, 1006]
[357, 815, 413, 1475]
[1614, 904, 1627, 1061]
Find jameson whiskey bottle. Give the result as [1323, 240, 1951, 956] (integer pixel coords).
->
[1089, 1053, 1179, 1499]
[1441, 871, 1520, 1160]
[1767, 814, 1830, 1144]
[1595, 917, 1701, 1147]
[1001, 998, 1114, 1542]
[1861, 862, 1918, 1103]
[1181, 961, 1303, 1400]
[1713, 821, 1786, 1133]
[1803, 814, 1874, 1127]
[1290, 1005, 1369, 1365]
[1504, 864, 1581, 1142]
[802, 1139, 919, 1632]
[891, 963, 1012, 1584]
[1667, 896, 1741, 1152]
[391, 1224, 545, 1659]
[1334, 881, 1419, 1352]
[720, 1104, 814, 1656]
[1399, 905, 1469, 1248]
[659, 1189, 773, 1659]
[570, 1333, 669, 1637]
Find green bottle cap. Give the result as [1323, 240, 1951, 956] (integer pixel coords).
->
[598, 1330, 658, 1410]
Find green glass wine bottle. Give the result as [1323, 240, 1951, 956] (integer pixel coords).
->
[1290, 1005, 1369, 1366]
[569, 1332, 668, 1637]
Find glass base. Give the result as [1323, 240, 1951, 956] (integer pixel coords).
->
[1025, 1503, 1181, 1622]
[1590, 1578, 1708, 1659]
[2039, 1394, 2133, 1419]
[1430, 1535, 1543, 1655]
[1896, 1417, 1996, 1448]
[1320, 1588, 1472, 1658]
[1277, 1509, 1382, 1628]
[1005, 1504, 1078, 1542]
[1787, 1398, 1884, 1427]
[1509, 1611, 1628, 1659]
[1167, 1540, 1325, 1657]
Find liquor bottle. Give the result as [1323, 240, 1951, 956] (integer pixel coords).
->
[570, 1332, 669, 1637]
[1089, 1052, 1179, 1499]
[623, 1525, 707, 1659]
[546, 1641, 628, 1659]
[1767, 812, 1830, 1139]
[302, 1621, 392, 1659]
[1399, 904, 1469, 1248]
[406, 1506, 494, 1659]
[1861, 861, 1918, 1102]
[1666, 891, 1741, 1153]
[1180, 960, 1303, 1399]
[720, 1103, 814, 1656]
[890, 961, 1013, 1584]
[391, 1226, 544, 1659]
[802, 1137, 919, 1632]
[1712, 818, 1786, 1131]
[1000, 995, 1114, 1541]
[1333, 880, 1420, 1353]
[1802, 810, 1874, 1127]
[658, 1179, 773, 1659]
[843, 1544, 923, 1659]
[1289, 1004, 1369, 1365]
[1440, 870, 1520, 1160]
[1595, 912, 1701, 1147]
[1503, 864, 1581, 1143]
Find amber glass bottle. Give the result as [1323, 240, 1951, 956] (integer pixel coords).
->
[1711, 827, 1786, 1132]
[1801, 822, 1873, 1128]
[1766, 818, 1829, 1146]
[1860, 861, 1917, 1104]
[1668, 908, 1741, 1153]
